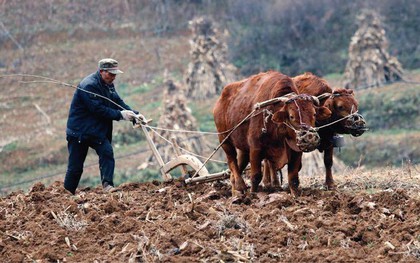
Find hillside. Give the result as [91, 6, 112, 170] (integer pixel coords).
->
[1, 30, 420, 195]
[1, 0, 419, 196]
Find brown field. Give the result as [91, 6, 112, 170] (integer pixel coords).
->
[1, 165, 419, 262]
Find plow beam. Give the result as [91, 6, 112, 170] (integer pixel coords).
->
[184, 170, 230, 184]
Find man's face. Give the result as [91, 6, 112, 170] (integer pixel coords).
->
[100, 70, 117, 84]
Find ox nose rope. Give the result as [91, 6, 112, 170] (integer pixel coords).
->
[293, 100, 304, 127]
[315, 110, 360, 130]
[283, 121, 299, 132]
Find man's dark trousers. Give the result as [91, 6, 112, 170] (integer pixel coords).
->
[64, 135, 114, 194]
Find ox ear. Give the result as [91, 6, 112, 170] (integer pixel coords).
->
[272, 110, 288, 124]
[316, 106, 332, 121]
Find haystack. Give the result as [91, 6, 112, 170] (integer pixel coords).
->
[140, 78, 208, 168]
[343, 10, 403, 89]
[185, 16, 237, 100]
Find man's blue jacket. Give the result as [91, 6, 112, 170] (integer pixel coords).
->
[66, 71, 135, 143]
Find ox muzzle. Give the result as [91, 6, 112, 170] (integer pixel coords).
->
[296, 125, 321, 152]
[345, 113, 368, 137]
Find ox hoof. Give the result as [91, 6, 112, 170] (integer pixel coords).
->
[324, 183, 337, 191]
[248, 192, 258, 199]
[231, 194, 252, 205]
[231, 195, 242, 204]
[232, 189, 245, 197]
[262, 185, 281, 193]
[289, 188, 301, 198]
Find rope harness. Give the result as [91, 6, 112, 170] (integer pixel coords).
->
[282, 94, 322, 152]
[317, 92, 368, 134]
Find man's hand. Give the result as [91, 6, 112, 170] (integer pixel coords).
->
[135, 113, 146, 123]
[132, 113, 152, 128]
[120, 110, 136, 121]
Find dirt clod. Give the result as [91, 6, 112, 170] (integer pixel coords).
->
[0, 177, 419, 262]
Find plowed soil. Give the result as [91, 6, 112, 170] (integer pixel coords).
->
[1, 171, 420, 263]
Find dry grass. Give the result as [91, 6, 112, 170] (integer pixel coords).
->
[50, 207, 88, 231]
[4, 230, 33, 241]
[301, 164, 420, 199]
[216, 209, 249, 237]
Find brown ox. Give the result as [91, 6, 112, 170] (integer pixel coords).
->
[213, 71, 331, 197]
[263, 72, 367, 189]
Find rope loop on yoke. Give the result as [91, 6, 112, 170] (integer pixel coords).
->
[261, 109, 273, 133]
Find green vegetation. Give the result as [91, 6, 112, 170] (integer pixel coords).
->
[228, 1, 420, 76]
[194, 110, 218, 132]
[357, 85, 420, 130]
[132, 82, 157, 94]
[2, 141, 18, 152]
[113, 126, 145, 146]
[333, 81, 420, 168]
[339, 131, 419, 167]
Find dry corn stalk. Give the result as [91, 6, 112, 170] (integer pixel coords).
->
[343, 10, 403, 89]
[185, 16, 237, 100]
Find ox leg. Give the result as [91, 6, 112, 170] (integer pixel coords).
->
[262, 160, 280, 190]
[222, 144, 247, 196]
[287, 150, 303, 197]
[237, 149, 250, 175]
[270, 161, 280, 188]
[262, 160, 272, 188]
[324, 146, 336, 190]
[249, 150, 263, 192]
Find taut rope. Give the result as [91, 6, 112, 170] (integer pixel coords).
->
[1, 74, 128, 111]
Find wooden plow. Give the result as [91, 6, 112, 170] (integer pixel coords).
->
[133, 119, 230, 184]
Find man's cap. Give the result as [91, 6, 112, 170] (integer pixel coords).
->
[98, 58, 123, 74]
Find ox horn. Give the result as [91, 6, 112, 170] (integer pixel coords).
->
[317, 93, 332, 101]
[311, 96, 320, 106]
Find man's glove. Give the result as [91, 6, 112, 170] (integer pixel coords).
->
[120, 110, 136, 121]
[132, 113, 151, 128]
[135, 113, 146, 124]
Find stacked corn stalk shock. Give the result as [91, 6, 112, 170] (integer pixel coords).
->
[343, 10, 404, 90]
[140, 79, 208, 168]
[185, 16, 238, 100]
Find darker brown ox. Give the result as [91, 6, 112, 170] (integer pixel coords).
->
[213, 71, 331, 198]
[263, 72, 367, 190]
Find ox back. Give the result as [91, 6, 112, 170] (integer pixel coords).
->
[216, 71, 296, 152]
